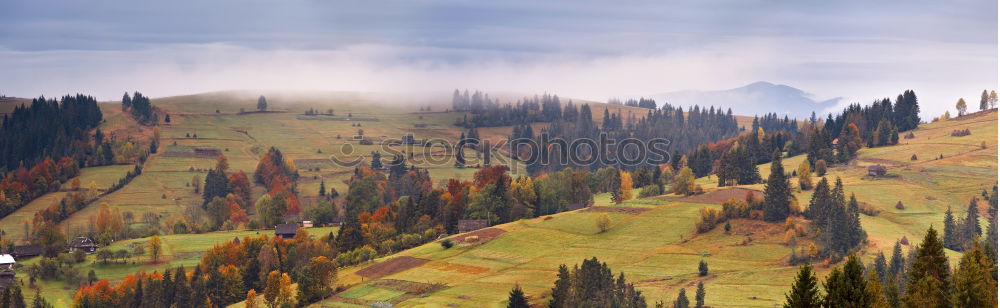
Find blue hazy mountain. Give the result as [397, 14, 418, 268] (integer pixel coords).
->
[653, 81, 841, 120]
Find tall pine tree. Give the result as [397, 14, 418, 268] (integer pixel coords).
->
[763, 151, 791, 222]
[783, 264, 822, 308]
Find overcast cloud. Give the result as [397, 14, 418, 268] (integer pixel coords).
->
[0, 0, 995, 119]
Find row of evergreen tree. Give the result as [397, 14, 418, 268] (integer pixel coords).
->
[607, 97, 658, 109]
[0, 95, 102, 171]
[784, 225, 997, 308]
[507, 102, 741, 174]
[805, 177, 867, 257]
[453, 90, 565, 127]
[944, 187, 998, 255]
[122, 92, 156, 125]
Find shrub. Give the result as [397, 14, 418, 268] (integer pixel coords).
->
[723, 222, 731, 233]
[596, 214, 612, 233]
[903, 132, 915, 139]
[695, 208, 722, 233]
[859, 202, 880, 216]
[721, 198, 749, 219]
[950, 128, 971, 137]
[895, 201, 904, 210]
[899, 236, 909, 245]
[637, 185, 663, 198]
[815, 160, 827, 176]
[440, 239, 454, 249]
[698, 260, 709, 276]
[72, 250, 87, 263]
[910, 154, 917, 161]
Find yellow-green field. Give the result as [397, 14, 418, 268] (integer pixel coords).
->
[317, 110, 997, 308]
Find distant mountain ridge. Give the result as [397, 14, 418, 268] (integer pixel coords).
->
[652, 81, 840, 119]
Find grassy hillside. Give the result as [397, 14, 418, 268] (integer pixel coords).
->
[317, 110, 997, 307]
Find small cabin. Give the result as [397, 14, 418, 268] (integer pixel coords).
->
[68, 237, 98, 253]
[868, 165, 887, 177]
[457, 219, 489, 233]
[275, 223, 299, 239]
[12, 244, 42, 259]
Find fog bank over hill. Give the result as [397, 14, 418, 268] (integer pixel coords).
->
[653, 81, 841, 119]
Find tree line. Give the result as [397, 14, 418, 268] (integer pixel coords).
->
[783, 225, 997, 308]
[72, 230, 337, 307]
[0, 95, 102, 171]
[121, 92, 157, 125]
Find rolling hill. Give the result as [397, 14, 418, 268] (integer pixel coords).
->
[319, 110, 997, 307]
[653, 81, 841, 119]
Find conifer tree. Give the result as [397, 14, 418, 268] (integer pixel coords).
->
[674, 288, 689, 308]
[943, 206, 959, 250]
[823, 255, 873, 307]
[951, 242, 998, 307]
[805, 177, 830, 225]
[864, 271, 891, 308]
[507, 284, 530, 308]
[694, 282, 706, 308]
[905, 226, 951, 308]
[763, 151, 791, 222]
[962, 197, 982, 248]
[783, 264, 821, 308]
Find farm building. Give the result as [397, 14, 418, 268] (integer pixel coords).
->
[68, 237, 98, 253]
[0, 255, 14, 270]
[12, 244, 41, 259]
[868, 165, 887, 177]
[275, 223, 299, 239]
[457, 219, 489, 233]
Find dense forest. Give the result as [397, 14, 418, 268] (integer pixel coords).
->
[0, 95, 102, 171]
[507, 102, 741, 174]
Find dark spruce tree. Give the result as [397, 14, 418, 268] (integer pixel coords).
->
[694, 282, 706, 308]
[506, 285, 529, 308]
[943, 206, 959, 250]
[783, 264, 821, 308]
[763, 151, 791, 222]
[674, 288, 689, 308]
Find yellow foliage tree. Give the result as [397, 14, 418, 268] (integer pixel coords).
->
[148, 235, 162, 263]
[596, 214, 612, 233]
[672, 167, 696, 195]
[619, 171, 634, 202]
[796, 159, 812, 190]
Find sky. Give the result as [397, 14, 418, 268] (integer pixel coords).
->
[0, 0, 996, 119]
